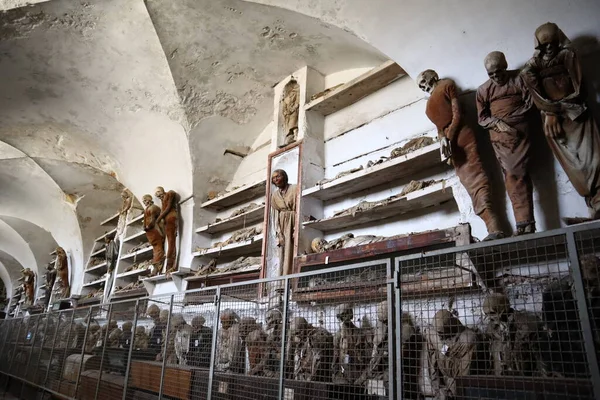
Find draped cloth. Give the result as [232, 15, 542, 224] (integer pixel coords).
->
[271, 184, 298, 276]
[144, 204, 165, 264]
[477, 71, 535, 224]
[522, 25, 600, 216]
[426, 79, 498, 232]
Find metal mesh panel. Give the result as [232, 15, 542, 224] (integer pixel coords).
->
[287, 260, 391, 400]
[211, 281, 275, 400]
[397, 234, 594, 400]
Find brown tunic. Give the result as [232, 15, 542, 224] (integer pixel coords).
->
[477, 72, 535, 224]
[426, 79, 497, 230]
[270, 184, 297, 276]
[522, 47, 600, 215]
[159, 190, 179, 270]
[144, 204, 165, 264]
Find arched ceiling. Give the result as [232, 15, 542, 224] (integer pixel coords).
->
[0, 250, 25, 296]
[145, 0, 387, 203]
[0, 219, 38, 279]
[0, 216, 57, 270]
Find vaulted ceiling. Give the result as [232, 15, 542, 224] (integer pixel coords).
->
[0, 0, 385, 296]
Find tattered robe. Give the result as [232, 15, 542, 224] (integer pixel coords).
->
[271, 184, 297, 276]
[476, 71, 535, 225]
[426, 79, 497, 232]
[144, 204, 165, 264]
[522, 45, 600, 216]
[159, 190, 179, 271]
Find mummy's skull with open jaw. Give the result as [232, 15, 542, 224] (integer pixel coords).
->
[417, 69, 439, 94]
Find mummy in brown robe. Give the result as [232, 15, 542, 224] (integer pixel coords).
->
[522, 22, 600, 219]
[270, 169, 298, 275]
[156, 187, 180, 273]
[418, 70, 504, 240]
[477, 51, 536, 234]
[142, 194, 165, 268]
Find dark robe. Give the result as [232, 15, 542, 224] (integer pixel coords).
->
[522, 39, 600, 216]
[477, 71, 535, 225]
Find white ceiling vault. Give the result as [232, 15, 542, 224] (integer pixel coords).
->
[0, 0, 386, 294]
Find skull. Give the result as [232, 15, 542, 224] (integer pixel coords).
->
[483, 293, 511, 317]
[535, 22, 562, 60]
[271, 169, 288, 189]
[191, 315, 206, 330]
[142, 194, 153, 208]
[155, 186, 166, 201]
[335, 304, 353, 323]
[220, 309, 239, 330]
[484, 51, 509, 86]
[147, 304, 160, 320]
[121, 189, 132, 200]
[417, 69, 439, 94]
[159, 309, 170, 324]
[122, 321, 133, 333]
[136, 326, 146, 335]
[433, 309, 463, 336]
[290, 316, 309, 344]
[311, 237, 327, 253]
[266, 308, 282, 329]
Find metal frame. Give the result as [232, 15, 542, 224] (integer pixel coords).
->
[1, 221, 600, 400]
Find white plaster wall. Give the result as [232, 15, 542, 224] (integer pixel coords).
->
[247, 0, 600, 236]
[0, 158, 83, 293]
[0, 219, 39, 281]
[227, 121, 272, 190]
[0, 261, 12, 299]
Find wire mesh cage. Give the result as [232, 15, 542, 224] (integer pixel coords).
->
[2, 228, 600, 400]
[397, 233, 594, 400]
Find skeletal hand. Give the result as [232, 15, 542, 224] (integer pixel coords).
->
[544, 114, 562, 139]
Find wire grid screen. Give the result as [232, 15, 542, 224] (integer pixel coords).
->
[287, 261, 390, 399]
[397, 234, 594, 400]
[574, 228, 600, 376]
[210, 281, 277, 400]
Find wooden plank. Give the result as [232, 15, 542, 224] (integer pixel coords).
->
[82, 277, 106, 288]
[295, 225, 469, 270]
[95, 228, 117, 242]
[200, 179, 266, 210]
[116, 268, 151, 279]
[303, 143, 442, 201]
[185, 265, 261, 282]
[305, 60, 406, 116]
[127, 213, 144, 225]
[120, 246, 153, 261]
[195, 205, 265, 234]
[303, 182, 453, 232]
[123, 230, 146, 243]
[111, 287, 147, 299]
[86, 261, 107, 274]
[100, 212, 120, 226]
[192, 235, 263, 258]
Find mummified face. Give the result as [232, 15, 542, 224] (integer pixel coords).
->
[417, 69, 439, 94]
[142, 195, 153, 208]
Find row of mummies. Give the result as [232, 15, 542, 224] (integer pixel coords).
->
[416, 22, 600, 241]
[88, 294, 563, 399]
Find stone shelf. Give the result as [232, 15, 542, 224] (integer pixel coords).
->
[111, 287, 147, 300]
[123, 230, 146, 243]
[38, 284, 46, 289]
[185, 265, 261, 283]
[303, 142, 441, 201]
[192, 235, 263, 258]
[77, 297, 102, 306]
[140, 274, 171, 283]
[305, 60, 406, 116]
[127, 214, 144, 226]
[90, 247, 107, 257]
[86, 261, 108, 274]
[200, 179, 266, 211]
[195, 205, 265, 235]
[303, 182, 453, 232]
[120, 246, 153, 261]
[82, 277, 106, 288]
[116, 268, 151, 280]
[95, 228, 117, 243]
[100, 212, 120, 226]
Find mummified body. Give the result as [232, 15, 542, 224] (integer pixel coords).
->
[156, 187, 180, 273]
[477, 51, 536, 234]
[332, 304, 370, 384]
[143, 194, 165, 270]
[270, 169, 297, 276]
[522, 22, 600, 219]
[418, 70, 503, 240]
[424, 310, 483, 399]
[483, 293, 549, 376]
